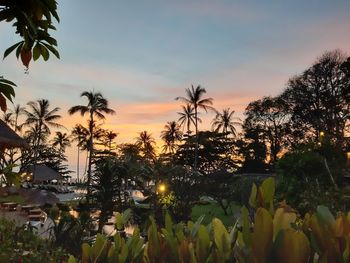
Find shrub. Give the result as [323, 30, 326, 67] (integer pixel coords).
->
[70, 177, 350, 262]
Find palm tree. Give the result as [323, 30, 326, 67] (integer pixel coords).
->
[161, 121, 183, 153]
[24, 99, 63, 171]
[52, 131, 71, 152]
[136, 131, 156, 161]
[71, 124, 90, 182]
[68, 91, 115, 201]
[2, 104, 25, 132]
[176, 85, 214, 169]
[211, 108, 241, 137]
[101, 130, 118, 151]
[177, 104, 200, 136]
[10, 104, 25, 132]
[1, 104, 26, 165]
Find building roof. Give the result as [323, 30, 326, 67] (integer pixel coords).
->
[27, 164, 63, 182]
[0, 120, 28, 149]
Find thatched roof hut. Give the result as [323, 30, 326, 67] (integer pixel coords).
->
[0, 120, 28, 149]
[26, 165, 63, 183]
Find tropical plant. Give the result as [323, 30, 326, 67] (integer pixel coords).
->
[9, 104, 26, 132]
[0, 218, 68, 262]
[71, 124, 90, 182]
[47, 206, 93, 257]
[0, 77, 16, 112]
[72, 177, 350, 263]
[212, 108, 240, 137]
[0, 0, 60, 112]
[161, 121, 183, 154]
[68, 91, 115, 202]
[52, 131, 71, 152]
[100, 130, 118, 152]
[25, 99, 62, 144]
[1, 0, 60, 68]
[24, 99, 63, 169]
[176, 85, 214, 169]
[136, 131, 156, 162]
[0, 163, 21, 187]
[91, 157, 128, 232]
[177, 104, 198, 135]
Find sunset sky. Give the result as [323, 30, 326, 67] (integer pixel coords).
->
[1, 0, 350, 178]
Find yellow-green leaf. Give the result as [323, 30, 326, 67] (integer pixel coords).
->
[276, 229, 310, 263]
[252, 208, 273, 263]
[273, 207, 296, 240]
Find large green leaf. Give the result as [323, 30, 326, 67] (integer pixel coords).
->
[249, 183, 257, 208]
[261, 177, 275, 204]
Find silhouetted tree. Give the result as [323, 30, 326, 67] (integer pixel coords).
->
[68, 91, 115, 202]
[24, 99, 63, 168]
[161, 121, 183, 154]
[212, 108, 241, 137]
[282, 50, 350, 148]
[52, 131, 71, 152]
[237, 119, 268, 173]
[177, 104, 198, 136]
[244, 96, 291, 164]
[136, 131, 156, 162]
[176, 85, 214, 169]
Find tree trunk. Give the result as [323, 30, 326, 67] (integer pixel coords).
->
[86, 114, 94, 204]
[194, 105, 198, 170]
[77, 146, 80, 182]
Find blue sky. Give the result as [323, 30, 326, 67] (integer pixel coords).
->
[0, 0, 349, 177]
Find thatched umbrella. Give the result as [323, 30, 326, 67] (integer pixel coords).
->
[26, 165, 63, 183]
[0, 120, 28, 149]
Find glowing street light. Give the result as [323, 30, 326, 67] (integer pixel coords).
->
[320, 131, 325, 137]
[158, 183, 166, 193]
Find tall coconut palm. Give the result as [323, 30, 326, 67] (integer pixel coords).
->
[71, 124, 89, 182]
[10, 104, 26, 132]
[161, 121, 183, 153]
[176, 85, 214, 169]
[24, 99, 63, 172]
[211, 108, 241, 137]
[136, 131, 156, 161]
[52, 131, 71, 152]
[68, 91, 115, 201]
[177, 104, 200, 136]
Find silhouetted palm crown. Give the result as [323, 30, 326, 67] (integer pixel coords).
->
[52, 131, 71, 151]
[161, 121, 183, 153]
[212, 108, 241, 136]
[68, 91, 115, 119]
[71, 124, 89, 150]
[177, 104, 200, 133]
[176, 85, 214, 112]
[136, 131, 156, 159]
[25, 99, 63, 136]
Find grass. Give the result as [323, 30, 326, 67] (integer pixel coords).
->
[0, 194, 26, 205]
[191, 202, 240, 227]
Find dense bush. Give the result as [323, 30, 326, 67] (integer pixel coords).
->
[69, 177, 350, 262]
[0, 218, 67, 262]
[276, 142, 348, 214]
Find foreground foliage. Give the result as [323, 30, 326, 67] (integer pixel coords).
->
[0, 218, 67, 262]
[68, 177, 350, 262]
